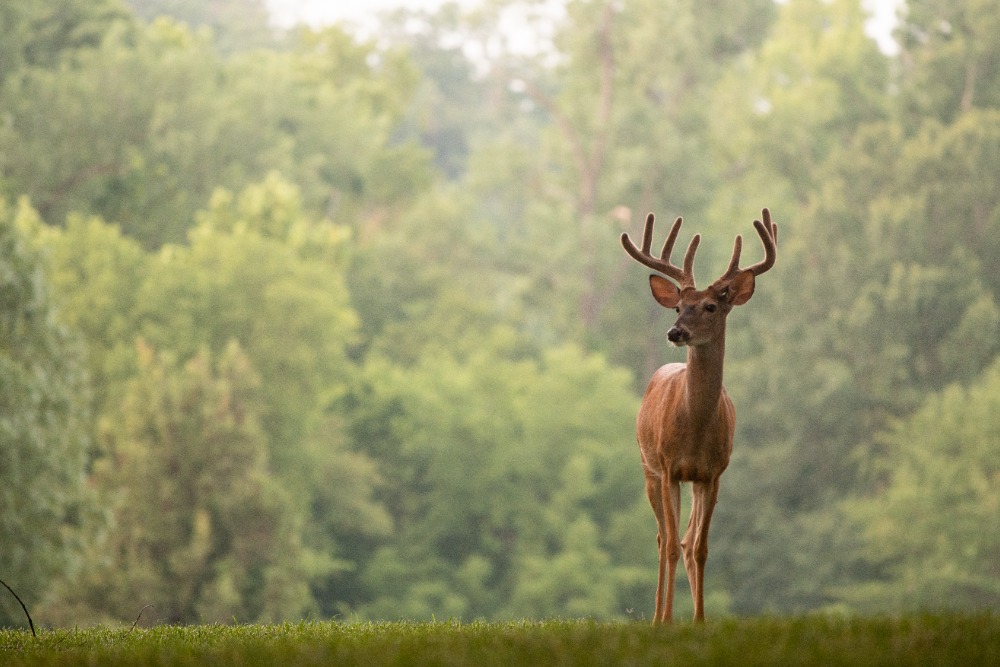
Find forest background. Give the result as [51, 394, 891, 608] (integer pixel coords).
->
[2, 0, 999, 627]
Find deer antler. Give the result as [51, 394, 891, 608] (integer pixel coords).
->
[621, 213, 701, 289]
[720, 208, 778, 280]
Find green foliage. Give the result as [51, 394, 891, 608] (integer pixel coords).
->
[0, 19, 431, 249]
[377, 4, 505, 179]
[0, 0, 129, 85]
[124, 0, 275, 54]
[34, 213, 148, 422]
[892, 110, 1000, 295]
[26, 178, 389, 624]
[48, 341, 317, 625]
[347, 336, 646, 620]
[0, 200, 90, 627]
[0, 19, 230, 247]
[898, 0, 1000, 123]
[846, 359, 1000, 612]
[139, 177, 359, 472]
[3, 0, 1000, 627]
[689, 0, 1000, 615]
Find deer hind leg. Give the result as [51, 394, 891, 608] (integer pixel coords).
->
[683, 478, 720, 621]
[646, 473, 682, 623]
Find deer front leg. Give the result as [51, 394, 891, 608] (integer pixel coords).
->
[645, 475, 668, 622]
[684, 478, 720, 621]
[647, 474, 682, 623]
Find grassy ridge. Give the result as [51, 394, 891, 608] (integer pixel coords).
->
[1, 615, 998, 666]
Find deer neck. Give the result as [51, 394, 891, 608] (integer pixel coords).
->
[684, 333, 726, 420]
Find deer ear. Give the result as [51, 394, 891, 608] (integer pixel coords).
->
[728, 270, 756, 306]
[649, 275, 681, 308]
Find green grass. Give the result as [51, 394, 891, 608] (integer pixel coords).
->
[1, 615, 998, 666]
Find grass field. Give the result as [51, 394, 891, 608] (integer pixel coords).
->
[1, 614, 998, 666]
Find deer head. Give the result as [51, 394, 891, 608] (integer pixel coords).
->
[621, 209, 777, 347]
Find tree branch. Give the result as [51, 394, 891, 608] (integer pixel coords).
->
[0, 577, 36, 637]
[130, 604, 156, 632]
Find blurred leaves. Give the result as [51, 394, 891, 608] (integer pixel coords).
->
[347, 338, 643, 620]
[48, 340, 320, 624]
[3, 0, 1000, 626]
[844, 359, 1000, 611]
[0, 200, 90, 627]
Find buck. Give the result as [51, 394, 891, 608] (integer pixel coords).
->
[620, 208, 777, 623]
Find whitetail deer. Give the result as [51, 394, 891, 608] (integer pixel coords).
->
[620, 209, 777, 622]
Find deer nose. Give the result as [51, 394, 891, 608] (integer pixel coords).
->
[667, 326, 689, 344]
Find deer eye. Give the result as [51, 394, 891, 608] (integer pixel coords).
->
[705, 303, 717, 313]
[674, 307, 680, 313]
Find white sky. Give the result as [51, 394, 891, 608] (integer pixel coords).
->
[266, 0, 468, 29]
[266, 0, 901, 54]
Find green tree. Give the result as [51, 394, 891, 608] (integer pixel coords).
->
[346, 331, 647, 620]
[888, 110, 1000, 298]
[897, 0, 1000, 125]
[51, 341, 316, 624]
[0, 20, 430, 249]
[846, 358, 1000, 612]
[27, 176, 390, 621]
[453, 0, 776, 383]
[0, 0, 129, 86]
[33, 213, 148, 430]
[0, 199, 90, 627]
[0, 19, 230, 247]
[703, 0, 1000, 608]
[377, 2, 532, 180]
[346, 0, 784, 618]
[124, 0, 275, 54]
[135, 176, 391, 615]
[138, 176, 358, 468]
[708, 0, 889, 205]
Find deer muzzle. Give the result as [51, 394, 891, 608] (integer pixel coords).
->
[667, 326, 690, 345]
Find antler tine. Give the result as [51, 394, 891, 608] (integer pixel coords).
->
[621, 213, 696, 286]
[658, 215, 683, 262]
[620, 214, 664, 270]
[745, 208, 778, 276]
[724, 234, 743, 277]
[682, 234, 701, 287]
[722, 208, 778, 279]
[662, 216, 701, 289]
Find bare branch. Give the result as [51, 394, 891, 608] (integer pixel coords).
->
[129, 604, 156, 633]
[0, 577, 36, 637]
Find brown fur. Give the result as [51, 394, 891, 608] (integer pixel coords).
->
[621, 209, 777, 622]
